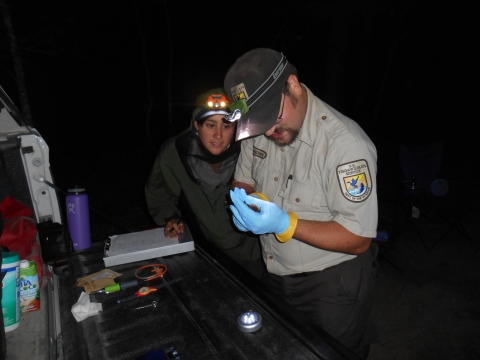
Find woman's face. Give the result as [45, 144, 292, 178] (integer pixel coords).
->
[195, 114, 235, 155]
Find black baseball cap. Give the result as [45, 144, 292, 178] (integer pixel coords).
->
[224, 48, 295, 141]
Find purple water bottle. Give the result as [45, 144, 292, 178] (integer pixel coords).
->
[66, 186, 92, 251]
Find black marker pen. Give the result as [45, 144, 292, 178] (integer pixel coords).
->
[286, 175, 293, 188]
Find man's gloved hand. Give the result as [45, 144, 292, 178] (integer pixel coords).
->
[229, 188, 298, 242]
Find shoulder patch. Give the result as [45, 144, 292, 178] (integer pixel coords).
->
[253, 147, 267, 159]
[337, 159, 373, 202]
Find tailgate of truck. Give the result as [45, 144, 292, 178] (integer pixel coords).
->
[58, 240, 358, 360]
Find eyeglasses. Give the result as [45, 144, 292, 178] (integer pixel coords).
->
[277, 83, 289, 122]
[277, 94, 286, 121]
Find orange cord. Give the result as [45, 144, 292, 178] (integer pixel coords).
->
[135, 263, 167, 281]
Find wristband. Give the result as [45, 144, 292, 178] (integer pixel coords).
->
[275, 212, 298, 243]
[249, 192, 269, 201]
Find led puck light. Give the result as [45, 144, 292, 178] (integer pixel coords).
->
[237, 311, 262, 332]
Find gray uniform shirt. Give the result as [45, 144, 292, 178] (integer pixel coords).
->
[234, 85, 378, 275]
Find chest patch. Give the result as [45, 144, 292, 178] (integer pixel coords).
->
[337, 159, 372, 202]
[253, 147, 267, 159]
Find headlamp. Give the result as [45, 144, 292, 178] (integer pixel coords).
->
[225, 98, 249, 122]
[205, 94, 230, 109]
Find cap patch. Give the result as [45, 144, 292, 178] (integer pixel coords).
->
[231, 83, 249, 102]
[337, 159, 372, 202]
[253, 146, 266, 159]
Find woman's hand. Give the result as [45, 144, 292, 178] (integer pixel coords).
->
[164, 219, 185, 238]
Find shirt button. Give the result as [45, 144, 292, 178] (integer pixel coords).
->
[295, 198, 300, 203]
[274, 177, 278, 181]
[269, 256, 273, 260]
[280, 148, 285, 152]
[322, 115, 327, 120]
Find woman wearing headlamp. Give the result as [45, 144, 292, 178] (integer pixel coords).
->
[145, 88, 265, 280]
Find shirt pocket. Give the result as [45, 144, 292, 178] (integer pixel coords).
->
[279, 180, 330, 215]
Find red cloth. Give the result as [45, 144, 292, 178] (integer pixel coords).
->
[0, 196, 36, 259]
[0, 196, 50, 288]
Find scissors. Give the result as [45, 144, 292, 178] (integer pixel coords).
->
[135, 264, 167, 281]
[117, 277, 183, 304]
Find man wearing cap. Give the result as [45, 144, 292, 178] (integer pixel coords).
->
[225, 48, 379, 359]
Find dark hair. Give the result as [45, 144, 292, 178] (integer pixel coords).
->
[291, 67, 299, 80]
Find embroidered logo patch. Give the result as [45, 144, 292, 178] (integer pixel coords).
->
[230, 83, 249, 101]
[253, 147, 266, 159]
[337, 159, 372, 202]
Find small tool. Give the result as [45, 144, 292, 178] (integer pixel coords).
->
[91, 279, 141, 294]
[133, 301, 158, 310]
[135, 264, 167, 281]
[165, 221, 184, 233]
[117, 277, 183, 304]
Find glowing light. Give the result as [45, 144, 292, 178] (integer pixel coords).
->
[237, 311, 262, 332]
[225, 109, 242, 123]
[242, 313, 258, 324]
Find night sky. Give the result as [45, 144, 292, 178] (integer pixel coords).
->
[1, 0, 478, 202]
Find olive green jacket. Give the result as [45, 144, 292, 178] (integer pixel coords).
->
[145, 132, 261, 264]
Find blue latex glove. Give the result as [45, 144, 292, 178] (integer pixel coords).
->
[229, 188, 251, 232]
[229, 188, 290, 235]
[228, 188, 250, 232]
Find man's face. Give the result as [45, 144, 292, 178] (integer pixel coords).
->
[264, 92, 301, 146]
